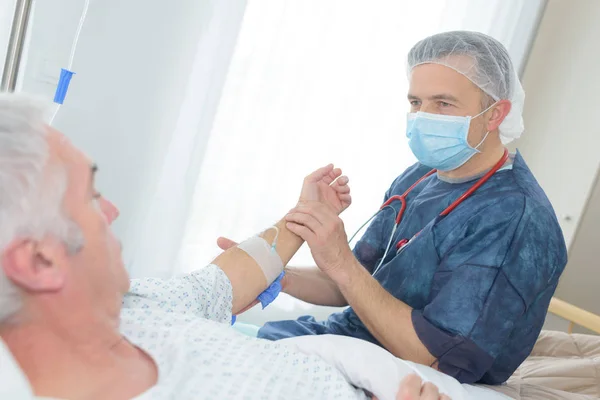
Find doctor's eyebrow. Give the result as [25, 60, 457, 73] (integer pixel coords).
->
[430, 94, 460, 103]
[408, 93, 461, 104]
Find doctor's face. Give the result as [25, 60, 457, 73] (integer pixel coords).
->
[407, 58, 493, 149]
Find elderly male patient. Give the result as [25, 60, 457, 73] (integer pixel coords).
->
[0, 94, 401, 400]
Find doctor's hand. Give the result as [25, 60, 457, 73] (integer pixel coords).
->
[372, 374, 451, 400]
[298, 164, 351, 215]
[285, 201, 354, 276]
[396, 374, 451, 400]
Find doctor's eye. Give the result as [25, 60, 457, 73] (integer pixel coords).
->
[438, 101, 452, 108]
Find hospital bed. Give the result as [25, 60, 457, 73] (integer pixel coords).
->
[244, 296, 600, 400]
[1, 297, 598, 399]
[547, 297, 600, 335]
[481, 297, 600, 400]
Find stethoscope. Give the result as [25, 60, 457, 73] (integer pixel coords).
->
[348, 149, 510, 276]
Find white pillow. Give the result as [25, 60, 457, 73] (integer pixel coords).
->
[281, 335, 511, 400]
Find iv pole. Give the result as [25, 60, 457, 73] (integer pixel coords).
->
[1, 0, 34, 92]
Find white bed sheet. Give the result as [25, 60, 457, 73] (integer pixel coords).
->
[282, 334, 512, 400]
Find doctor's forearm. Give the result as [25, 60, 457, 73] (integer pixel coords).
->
[331, 260, 435, 366]
[212, 219, 303, 314]
[284, 266, 348, 307]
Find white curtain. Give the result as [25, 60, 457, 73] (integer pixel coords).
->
[166, 0, 544, 322]
[177, 0, 445, 273]
[438, 0, 546, 75]
[176, 0, 544, 268]
[126, 0, 248, 278]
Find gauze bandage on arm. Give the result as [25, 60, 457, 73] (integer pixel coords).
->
[237, 235, 284, 285]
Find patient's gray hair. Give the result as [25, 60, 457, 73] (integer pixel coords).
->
[0, 94, 83, 323]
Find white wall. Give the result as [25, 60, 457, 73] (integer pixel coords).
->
[16, 0, 246, 269]
[516, 0, 600, 249]
[554, 171, 600, 335]
[518, 0, 600, 333]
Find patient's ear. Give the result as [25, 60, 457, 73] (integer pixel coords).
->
[1, 238, 67, 292]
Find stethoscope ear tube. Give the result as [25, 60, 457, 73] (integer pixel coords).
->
[347, 148, 509, 278]
[371, 223, 398, 276]
[347, 205, 396, 245]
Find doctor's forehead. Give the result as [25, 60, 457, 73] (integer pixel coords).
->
[408, 63, 483, 102]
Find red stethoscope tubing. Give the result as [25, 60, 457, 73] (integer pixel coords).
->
[384, 149, 510, 250]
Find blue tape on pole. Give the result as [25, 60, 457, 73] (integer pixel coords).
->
[53, 69, 75, 104]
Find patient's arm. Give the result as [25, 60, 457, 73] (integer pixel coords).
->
[211, 219, 302, 314]
[211, 164, 351, 315]
[216, 237, 347, 308]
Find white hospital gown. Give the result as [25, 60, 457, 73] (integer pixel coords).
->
[121, 264, 367, 400]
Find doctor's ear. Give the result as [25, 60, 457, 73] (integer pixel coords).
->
[487, 99, 511, 132]
[1, 238, 67, 293]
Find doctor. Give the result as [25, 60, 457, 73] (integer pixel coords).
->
[222, 31, 567, 385]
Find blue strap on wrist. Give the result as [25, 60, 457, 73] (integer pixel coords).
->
[257, 271, 285, 309]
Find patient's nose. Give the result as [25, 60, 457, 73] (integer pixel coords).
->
[99, 197, 120, 224]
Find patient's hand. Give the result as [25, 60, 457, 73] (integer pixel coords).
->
[298, 164, 351, 215]
[216, 164, 350, 253]
[373, 374, 451, 400]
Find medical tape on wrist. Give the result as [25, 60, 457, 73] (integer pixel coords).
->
[237, 235, 283, 285]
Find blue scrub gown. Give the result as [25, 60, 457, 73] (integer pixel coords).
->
[258, 151, 567, 385]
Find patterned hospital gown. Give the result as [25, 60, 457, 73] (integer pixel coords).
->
[121, 265, 367, 400]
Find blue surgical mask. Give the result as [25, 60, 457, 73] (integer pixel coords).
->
[406, 104, 494, 171]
